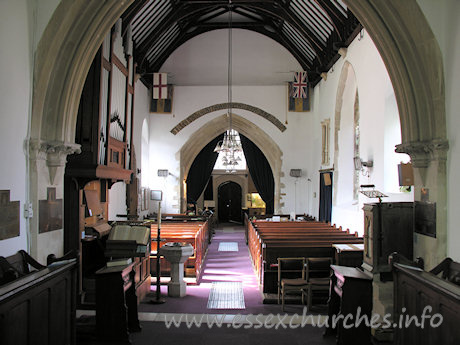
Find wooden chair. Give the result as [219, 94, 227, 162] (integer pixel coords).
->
[303, 257, 332, 310]
[277, 257, 308, 311]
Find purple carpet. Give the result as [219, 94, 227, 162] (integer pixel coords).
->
[139, 224, 305, 315]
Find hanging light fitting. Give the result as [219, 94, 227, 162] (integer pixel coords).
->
[214, 0, 242, 173]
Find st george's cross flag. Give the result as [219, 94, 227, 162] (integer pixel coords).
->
[153, 73, 168, 99]
[292, 71, 308, 98]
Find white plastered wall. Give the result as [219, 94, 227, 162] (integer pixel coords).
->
[147, 84, 313, 215]
[307, 31, 413, 235]
[0, 0, 457, 264]
[146, 30, 415, 234]
[0, 0, 32, 256]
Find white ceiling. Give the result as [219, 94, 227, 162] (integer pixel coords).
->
[160, 29, 302, 86]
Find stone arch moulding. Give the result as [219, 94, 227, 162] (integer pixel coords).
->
[344, 0, 448, 267]
[179, 114, 283, 213]
[344, 0, 447, 152]
[32, 0, 447, 264]
[170, 102, 287, 135]
[27, 0, 133, 259]
[332, 61, 357, 207]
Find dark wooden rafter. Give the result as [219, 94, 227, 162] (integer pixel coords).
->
[127, 0, 362, 87]
[133, 0, 170, 41]
[245, 3, 325, 61]
[314, 0, 346, 25]
[121, 0, 150, 37]
[147, 20, 311, 74]
[136, 3, 221, 70]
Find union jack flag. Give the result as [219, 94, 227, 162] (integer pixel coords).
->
[292, 71, 308, 98]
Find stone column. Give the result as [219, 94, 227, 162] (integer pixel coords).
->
[26, 139, 80, 263]
[396, 139, 448, 269]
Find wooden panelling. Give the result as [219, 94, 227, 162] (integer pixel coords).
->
[392, 261, 460, 345]
[0, 261, 77, 345]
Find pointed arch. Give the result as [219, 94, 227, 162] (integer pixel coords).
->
[30, 0, 448, 265]
[333, 61, 358, 207]
[179, 114, 283, 213]
[170, 102, 287, 135]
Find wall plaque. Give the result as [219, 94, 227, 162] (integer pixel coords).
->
[414, 201, 436, 238]
[39, 187, 63, 233]
[0, 190, 20, 240]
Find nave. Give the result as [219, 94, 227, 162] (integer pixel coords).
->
[77, 223, 334, 345]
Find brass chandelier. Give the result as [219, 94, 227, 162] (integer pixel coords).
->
[214, 0, 243, 173]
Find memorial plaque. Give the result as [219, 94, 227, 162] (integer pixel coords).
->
[0, 190, 20, 240]
[39, 187, 63, 233]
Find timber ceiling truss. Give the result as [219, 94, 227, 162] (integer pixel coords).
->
[123, 0, 362, 87]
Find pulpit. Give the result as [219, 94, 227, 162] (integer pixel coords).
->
[159, 243, 194, 297]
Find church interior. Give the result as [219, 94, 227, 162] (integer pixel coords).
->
[0, 0, 459, 344]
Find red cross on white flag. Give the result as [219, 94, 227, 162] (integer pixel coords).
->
[153, 73, 168, 99]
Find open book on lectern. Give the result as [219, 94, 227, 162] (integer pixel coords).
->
[105, 225, 151, 257]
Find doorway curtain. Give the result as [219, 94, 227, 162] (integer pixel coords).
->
[239, 134, 274, 214]
[186, 134, 224, 204]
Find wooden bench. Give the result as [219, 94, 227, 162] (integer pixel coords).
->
[429, 257, 460, 286]
[391, 253, 460, 345]
[0, 251, 78, 345]
[149, 220, 210, 280]
[246, 218, 363, 293]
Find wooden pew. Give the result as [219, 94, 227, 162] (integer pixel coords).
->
[246, 219, 364, 293]
[149, 219, 209, 281]
[391, 254, 460, 345]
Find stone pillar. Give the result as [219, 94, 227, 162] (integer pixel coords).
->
[26, 139, 80, 263]
[396, 139, 448, 269]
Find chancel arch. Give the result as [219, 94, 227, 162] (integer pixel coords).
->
[30, 0, 447, 266]
[179, 114, 282, 213]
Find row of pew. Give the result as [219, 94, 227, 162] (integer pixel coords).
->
[148, 215, 213, 281]
[246, 216, 364, 293]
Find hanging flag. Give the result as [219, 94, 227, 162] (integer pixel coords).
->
[150, 84, 173, 113]
[288, 82, 310, 112]
[152, 72, 168, 99]
[292, 71, 308, 98]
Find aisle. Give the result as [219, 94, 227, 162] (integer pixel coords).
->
[138, 224, 284, 315]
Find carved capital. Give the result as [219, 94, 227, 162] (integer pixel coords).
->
[41, 141, 81, 167]
[395, 140, 449, 168]
[26, 139, 81, 184]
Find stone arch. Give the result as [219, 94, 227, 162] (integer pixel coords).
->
[31, 0, 447, 265]
[344, 0, 447, 150]
[344, 0, 448, 267]
[170, 102, 287, 135]
[333, 61, 358, 207]
[179, 114, 283, 213]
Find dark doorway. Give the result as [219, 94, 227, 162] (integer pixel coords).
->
[319, 172, 333, 222]
[218, 181, 242, 223]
